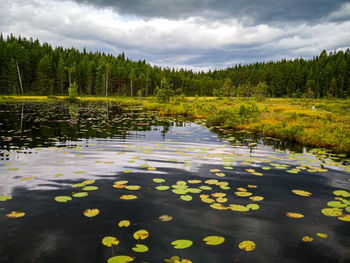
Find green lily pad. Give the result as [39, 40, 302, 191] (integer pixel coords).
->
[55, 196, 72, 203]
[321, 207, 343, 217]
[155, 186, 170, 191]
[171, 239, 193, 249]
[203, 236, 225, 245]
[82, 186, 98, 191]
[327, 201, 348, 208]
[72, 192, 88, 198]
[334, 190, 350, 197]
[0, 196, 12, 202]
[153, 178, 165, 183]
[132, 244, 149, 253]
[247, 204, 260, 210]
[107, 256, 134, 263]
[180, 195, 192, 201]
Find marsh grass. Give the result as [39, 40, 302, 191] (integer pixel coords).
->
[2, 95, 350, 153]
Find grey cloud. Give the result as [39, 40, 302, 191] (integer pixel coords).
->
[71, 0, 350, 25]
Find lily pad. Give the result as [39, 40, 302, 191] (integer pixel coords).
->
[82, 186, 98, 191]
[159, 215, 173, 221]
[0, 196, 12, 202]
[316, 233, 328, 238]
[291, 190, 312, 197]
[338, 214, 350, 222]
[171, 239, 193, 249]
[321, 208, 343, 217]
[72, 192, 88, 198]
[203, 236, 225, 245]
[180, 195, 192, 201]
[238, 240, 256, 251]
[302, 236, 314, 242]
[6, 211, 25, 218]
[247, 204, 260, 211]
[153, 178, 165, 183]
[107, 256, 134, 263]
[133, 229, 149, 240]
[118, 220, 131, 227]
[286, 212, 304, 219]
[102, 236, 119, 247]
[120, 195, 138, 200]
[132, 244, 149, 253]
[55, 196, 72, 203]
[333, 190, 350, 197]
[155, 186, 170, 191]
[83, 208, 99, 217]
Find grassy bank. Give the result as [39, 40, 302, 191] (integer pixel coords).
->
[1, 95, 350, 154]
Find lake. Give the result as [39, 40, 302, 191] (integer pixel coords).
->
[0, 102, 349, 263]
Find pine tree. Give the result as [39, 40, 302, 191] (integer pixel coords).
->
[37, 55, 54, 95]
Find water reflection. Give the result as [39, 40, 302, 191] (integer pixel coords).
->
[0, 102, 349, 263]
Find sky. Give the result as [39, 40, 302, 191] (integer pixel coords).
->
[1, 0, 350, 70]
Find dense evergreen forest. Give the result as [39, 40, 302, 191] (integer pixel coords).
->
[1, 34, 349, 98]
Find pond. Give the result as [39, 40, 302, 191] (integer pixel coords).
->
[0, 102, 349, 263]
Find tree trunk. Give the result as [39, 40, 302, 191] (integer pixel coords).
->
[16, 60, 24, 94]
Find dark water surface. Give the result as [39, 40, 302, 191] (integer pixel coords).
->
[0, 102, 349, 263]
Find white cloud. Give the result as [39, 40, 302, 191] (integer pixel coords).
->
[0, 0, 349, 70]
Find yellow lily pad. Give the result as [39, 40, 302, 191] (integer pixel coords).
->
[120, 195, 138, 200]
[238, 240, 256, 251]
[302, 236, 314, 242]
[338, 214, 350, 222]
[133, 229, 149, 240]
[102, 236, 119, 247]
[229, 204, 249, 212]
[83, 208, 99, 217]
[321, 208, 343, 217]
[291, 190, 312, 197]
[6, 211, 25, 218]
[249, 196, 264, 202]
[0, 196, 12, 202]
[203, 236, 225, 245]
[316, 233, 328, 238]
[118, 220, 131, 227]
[286, 212, 304, 219]
[235, 191, 252, 197]
[125, 185, 141, 191]
[159, 215, 173, 221]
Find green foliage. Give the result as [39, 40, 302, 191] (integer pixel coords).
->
[207, 102, 260, 127]
[67, 82, 79, 102]
[0, 35, 350, 98]
[155, 77, 173, 103]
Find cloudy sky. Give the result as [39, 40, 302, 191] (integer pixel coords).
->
[1, 0, 350, 70]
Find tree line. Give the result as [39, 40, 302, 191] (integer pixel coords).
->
[0, 34, 349, 98]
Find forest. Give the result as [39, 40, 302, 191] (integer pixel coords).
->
[0, 34, 349, 98]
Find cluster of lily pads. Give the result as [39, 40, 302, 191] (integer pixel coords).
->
[100, 217, 256, 263]
[321, 190, 350, 222]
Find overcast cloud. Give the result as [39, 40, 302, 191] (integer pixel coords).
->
[1, 0, 349, 70]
